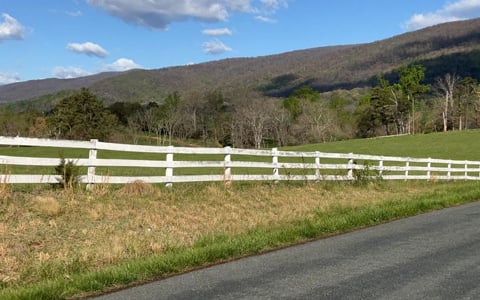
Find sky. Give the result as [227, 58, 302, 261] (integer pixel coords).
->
[1, 0, 480, 85]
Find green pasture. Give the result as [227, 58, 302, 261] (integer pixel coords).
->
[287, 130, 480, 161]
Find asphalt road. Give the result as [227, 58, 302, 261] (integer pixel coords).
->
[94, 201, 480, 300]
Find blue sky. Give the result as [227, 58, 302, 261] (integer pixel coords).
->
[1, 0, 480, 84]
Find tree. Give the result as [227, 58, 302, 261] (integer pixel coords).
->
[126, 111, 144, 144]
[436, 73, 459, 132]
[457, 77, 479, 130]
[355, 95, 379, 138]
[398, 64, 430, 134]
[48, 88, 117, 140]
[369, 76, 397, 135]
[197, 90, 228, 145]
[28, 115, 49, 138]
[233, 99, 273, 149]
[356, 76, 410, 136]
[108, 101, 143, 126]
[155, 92, 181, 145]
[270, 104, 291, 146]
[283, 86, 319, 121]
[0, 107, 41, 137]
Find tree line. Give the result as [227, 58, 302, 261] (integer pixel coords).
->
[2, 64, 480, 148]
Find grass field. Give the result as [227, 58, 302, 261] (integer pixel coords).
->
[1, 131, 480, 299]
[286, 130, 480, 160]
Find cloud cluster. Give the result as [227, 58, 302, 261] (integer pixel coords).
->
[103, 58, 141, 72]
[202, 28, 233, 54]
[67, 42, 109, 58]
[56, 41, 140, 78]
[53, 58, 141, 79]
[404, 0, 480, 31]
[202, 27, 232, 36]
[84, 1, 288, 56]
[2, 1, 290, 83]
[0, 71, 21, 85]
[52, 66, 92, 79]
[202, 39, 232, 55]
[0, 13, 24, 42]
[255, 15, 276, 23]
[85, 0, 287, 29]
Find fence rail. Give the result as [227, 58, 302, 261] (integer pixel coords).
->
[1, 136, 480, 188]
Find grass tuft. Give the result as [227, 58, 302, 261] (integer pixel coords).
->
[114, 181, 159, 198]
[31, 196, 62, 217]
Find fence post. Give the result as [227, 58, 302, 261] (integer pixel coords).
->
[272, 148, 279, 183]
[224, 146, 232, 186]
[378, 157, 384, 178]
[86, 139, 98, 191]
[447, 161, 452, 180]
[347, 153, 354, 180]
[465, 160, 468, 180]
[165, 145, 174, 188]
[427, 158, 431, 180]
[405, 159, 410, 180]
[315, 151, 321, 181]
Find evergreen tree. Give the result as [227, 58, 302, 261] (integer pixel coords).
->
[48, 88, 117, 140]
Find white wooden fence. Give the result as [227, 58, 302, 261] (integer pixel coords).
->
[1, 136, 480, 188]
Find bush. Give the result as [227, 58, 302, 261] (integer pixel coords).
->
[54, 157, 80, 189]
[352, 160, 381, 185]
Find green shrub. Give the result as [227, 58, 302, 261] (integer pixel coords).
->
[54, 157, 80, 189]
[352, 160, 381, 185]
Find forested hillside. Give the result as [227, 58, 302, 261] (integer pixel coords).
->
[1, 18, 480, 147]
[2, 18, 480, 105]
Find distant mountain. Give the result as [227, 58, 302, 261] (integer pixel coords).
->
[2, 18, 480, 106]
[0, 72, 121, 104]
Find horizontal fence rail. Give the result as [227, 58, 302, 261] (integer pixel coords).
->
[1, 136, 480, 188]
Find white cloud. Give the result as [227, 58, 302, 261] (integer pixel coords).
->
[67, 42, 109, 58]
[202, 27, 232, 36]
[255, 15, 276, 23]
[103, 58, 141, 72]
[0, 13, 24, 42]
[85, 0, 288, 29]
[260, 0, 288, 12]
[202, 39, 232, 55]
[404, 0, 480, 31]
[53, 66, 91, 79]
[52, 58, 141, 79]
[0, 71, 21, 85]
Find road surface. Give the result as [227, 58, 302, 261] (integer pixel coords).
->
[94, 201, 480, 299]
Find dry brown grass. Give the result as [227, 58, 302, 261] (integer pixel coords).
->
[31, 196, 62, 217]
[0, 181, 442, 287]
[0, 167, 11, 205]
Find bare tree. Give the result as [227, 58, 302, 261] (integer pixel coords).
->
[233, 99, 273, 149]
[155, 92, 181, 145]
[291, 99, 334, 143]
[436, 73, 459, 132]
[127, 112, 143, 144]
[270, 104, 291, 147]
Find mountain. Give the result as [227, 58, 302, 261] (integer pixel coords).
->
[2, 18, 480, 106]
[0, 72, 122, 104]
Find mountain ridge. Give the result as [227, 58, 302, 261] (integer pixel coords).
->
[2, 18, 480, 105]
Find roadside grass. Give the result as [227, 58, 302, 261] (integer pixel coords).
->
[2, 131, 480, 299]
[1, 180, 480, 299]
